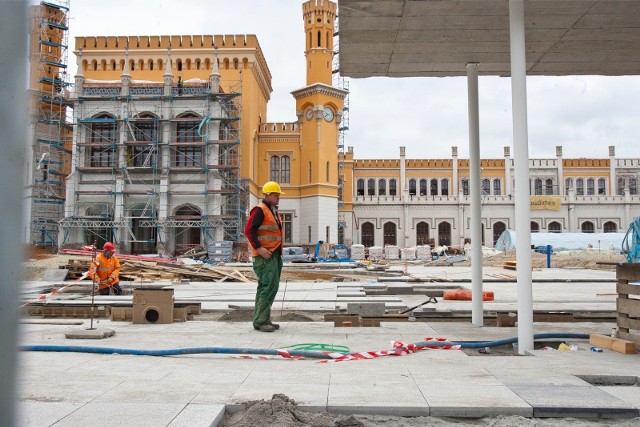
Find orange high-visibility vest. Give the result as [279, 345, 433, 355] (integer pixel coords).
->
[90, 253, 121, 290]
[250, 202, 283, 257]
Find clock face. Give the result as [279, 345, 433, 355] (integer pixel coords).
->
[305, 108, 314, 120]
[323, 107, 334, 122]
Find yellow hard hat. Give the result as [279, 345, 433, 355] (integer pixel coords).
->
[262, 181, 285, 195]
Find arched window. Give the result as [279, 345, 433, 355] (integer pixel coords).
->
[110, 59, 116, 71]
[419, 179, 427, 196]
[174, 205, 201, 255]
[129, 203, 157, 254]
[378, 179, 386, 196]
[281, 156, 290, 184]
[441, 179, 449, 196]
[565, 178, 573, 194]
[270, 156, 280, 182]
[89, 114, 117, 167]
[416, 221, 429, 245]
[576, 178, 584, 195]
[177, 59, 182, 71]
[383, 222, 397, 246]
[603, 221, 617, 233]
[581, 221, 595, 233]
[530, 221, 540, 233]
[587, 178, 595, 195]
[630, 178, 638, 195]
[148, 59, 153, 71]
[438, 222, 451, 246]
[408, 179, 416, 196]
[317, 30, 321, 47]
[598, 178, 606, 195]
[361, 222, 374, 247]
[430, 178, 438, 196]
[462, 179, 469, 196]
[84, 204, 113, 246]
[138, 59, 144, 71]
[482, 179, 490, 195]
[367, 179, 375, 196]
[545, 179, 554, 195]
[356, 179, 365, 196]
[493, 179, 501, 195]
[493, 221, 506, 247]
[173, 113, 203, 167]
[126, 113, 159, 167]
[548, 221, 562, 233]
[534, 178, 543, 195]
[389, 179, 397, 196]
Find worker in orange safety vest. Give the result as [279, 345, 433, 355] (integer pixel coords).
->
[90, 242, 122, 295]
[245, 181, 285, 332]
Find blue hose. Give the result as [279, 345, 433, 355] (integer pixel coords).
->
[20, 333, 591, 358]
[450, 332, 590, 349]
[21, 345, 335, 359]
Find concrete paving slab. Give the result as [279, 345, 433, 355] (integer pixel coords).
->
[508, 384, 640, 418]
[54, 402, 188, 427]
[18, 401, 85, 427]
[167, 404, 225, 427]
[599, 386, 640, 410]
[423, 384, 533, 418]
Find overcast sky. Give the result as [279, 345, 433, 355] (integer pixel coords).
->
[64, 0, 640, 160]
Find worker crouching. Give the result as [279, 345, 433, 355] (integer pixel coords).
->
[90, 242, 122, 295]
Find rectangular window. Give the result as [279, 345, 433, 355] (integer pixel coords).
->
[172, 146, 203, 167]
[282, 213, 292, 243]
[326, 226, 330, 244]
[308, 226, 312, 244]
[127, 145, 157, 167]
[89, 146, 115, 167]
[462, 180, 469, 196]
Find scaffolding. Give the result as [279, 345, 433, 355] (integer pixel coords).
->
[60, 73, 244, 255]
[28, 0, 72, 245]
[333, 12, 349, 244]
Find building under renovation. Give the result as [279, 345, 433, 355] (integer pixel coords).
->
[61, 50, 243, 256]
[25, 0, 72, 246]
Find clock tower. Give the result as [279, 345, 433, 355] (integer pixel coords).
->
[291, 0, 347, 244]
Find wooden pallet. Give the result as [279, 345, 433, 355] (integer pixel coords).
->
[616, 263, 640, 347]
[503, 259, 517, 270]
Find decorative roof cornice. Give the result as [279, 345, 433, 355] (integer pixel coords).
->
[291, 82, 348, 100]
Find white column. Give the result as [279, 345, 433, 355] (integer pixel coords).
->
[556, 146, 564, 196]
[609, 146, 616, 195]
[0, 2, 26, 424]
[466, 63, 483, 327]
[504, 146, 512, 196]
[509, 0, 534, 354]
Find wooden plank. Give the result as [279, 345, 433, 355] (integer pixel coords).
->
[617, 315, 640, 331]
[590, 333, 637, 354]
[617, 297, 640, 317]
[617, 281, 640, 296]
[617, 263, 640, 282]
[616, 330, 640, 347]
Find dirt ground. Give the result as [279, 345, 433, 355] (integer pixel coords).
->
[219, 394, 640, 427]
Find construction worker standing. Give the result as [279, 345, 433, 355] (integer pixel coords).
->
[245, 181, 285, 332]
[90, 242, 122, 296]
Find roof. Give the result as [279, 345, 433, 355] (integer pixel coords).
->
[338, 0, 640, 78]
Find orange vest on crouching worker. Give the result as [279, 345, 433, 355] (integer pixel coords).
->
[90, 253, 121, 290]
[250, 202, 284, 257]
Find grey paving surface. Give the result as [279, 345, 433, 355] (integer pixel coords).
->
[17, 266, 640, 426]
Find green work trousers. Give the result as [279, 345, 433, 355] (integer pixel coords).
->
[252, 250, 283, 327]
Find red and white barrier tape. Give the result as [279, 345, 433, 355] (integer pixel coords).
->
[319, 337, 460, 363]
[21, 270, 93, 308]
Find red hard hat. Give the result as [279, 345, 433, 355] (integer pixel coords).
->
[103, 242, 115, 251]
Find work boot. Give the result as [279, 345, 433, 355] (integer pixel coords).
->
[254, 324, 276, 332]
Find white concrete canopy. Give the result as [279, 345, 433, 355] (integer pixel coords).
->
[338, 0, 640, 78]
